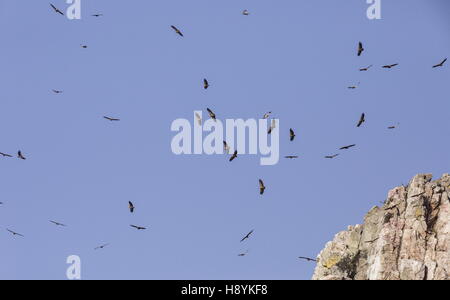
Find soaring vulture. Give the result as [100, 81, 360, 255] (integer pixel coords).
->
[229, 150, 238, 162]
[240, 230, 254, 242]
[357, 42, 364, 56]
[50, 3, 64, 15]
[433, 58, 447, 68]
[207, 108, 216, 121]
[259, 179, 266, 195]
[171, 25, 184, 37]
[357, 113, 365, 127]
[340, 144, 356, 150]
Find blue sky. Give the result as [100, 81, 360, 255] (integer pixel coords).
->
[0, 0, 449, 280]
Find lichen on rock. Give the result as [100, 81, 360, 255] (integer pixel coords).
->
[312, 174, 450, 280]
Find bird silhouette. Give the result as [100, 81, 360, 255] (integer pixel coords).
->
[7, 229, 24, 237]
[298, 256, 317, 262]
[357, 42, 364, 56]
[203, 79, 209, 90]
[171, 25, 184, 37]
[382, 63, 399, 69]
[103, 116, 120, 121]
[285, 156, 299, 159]
[50, 4, 64, 16]
[17, 151, 26, 160]
[290, 128, 296, 141]
[340, 144, 356, 150]
[259, 179, 266, 195]
[94, 243, 110, 250]
[50, 220, 67, 227]
[229, 150, 238, 162]
[432, 58, 447, 68]
[240, 230, 254, 242]
[207, 108, 216, 121]
[130, 225, 146, 230]
[357, 113, 365, 127]
[242, 10, 250, 16]
[359, 65, 373, 71]
[0, 152, 12, 158]
[129, 201, 135, 213]
[325, 154, 339, 159]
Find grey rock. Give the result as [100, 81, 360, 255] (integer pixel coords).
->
[312, 174, 450, 280]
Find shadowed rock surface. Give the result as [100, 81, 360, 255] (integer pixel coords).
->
[312, 174, 449, 280]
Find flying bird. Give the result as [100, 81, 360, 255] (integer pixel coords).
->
[223, 141, 230, 154]
[325, 154, 339, 159]
[0, 152, 12, 158]
[92, 14, 103, 17]
[17, 151, 26, 160]
[382, 64, 399, 69]
[238, 250, 249, 257]
[340, 144, 356, 150]
[259, 179, 266, 195]
[298, 256, 317, 262]
[207, 108, 216, 121]
[268, 119, 276, 134]
[357, 42, 364, 56]
[103, 116, 120, 121]
[242, 10, 250, 16]
[80, 44, 88, 49]
[290, 128, 296, 141]
[432, 58, 447, 68]
[357, 113, 366, 127]
[203, 79, 209, 90]
[195, 113, 202, 126]
[285, 156, 299, 159]
[50, 220, 66, 227]
[229, 150, 238, 162]
[171, 25, 184, 37]
[52, 89, 63, 94]
[359, 65, 373, 71]
[348, 82, 360, 89]
[50, 3, 64, 15]
[94, 243, 109, 250]
[240, 230, 254, 242]
[263, 112, 272, 119]
[130, 225, 146, 230]
[7, 229, 24, 237]
[128, 201, 135, 213]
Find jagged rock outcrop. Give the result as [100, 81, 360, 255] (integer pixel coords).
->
[312, 174, 449, 280]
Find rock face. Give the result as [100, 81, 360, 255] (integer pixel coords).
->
[312, 174, 449, 280]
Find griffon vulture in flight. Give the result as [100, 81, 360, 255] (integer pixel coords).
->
[130, 225, 146, 230]
[290, 128, 296, 141]
[0, 152, 12, 158]
[129, 201, 135, 213]
[259, 179, 266, 195]
[325, 154, 339, 159]
[223, 141, 230, 154]
[242, 10, 250, 16]
[263, 112, 272, 119]
[195, 113, 202, 126]
[359, 65, 373, 71]
[298, 256, 317, 262]
[285, 156, 299, 159]
[229, 150, 238, 162]
[103, 116, 120, 121]
[171, 25, 184, 37]
[357, 113, 365, 127]
[95, 243, 110, 250]
[268, 119, 276, 134]
[382, 64, 399, 69]
[50, 220, 67, 227]
[52, 89, 63, 94]
[50, 4, 64, 16]
[238, 250, 249, 257]
[92, 14, 103, 17]
[340, 144, 356, 150]
[432, 58, 447, 68]
[7, 229, 24, 237]
[203, 79, 209, 90]
[240, 230, 254, 242]
[17, 151, 26, 160]
[207, 108, 216, 121]
[357, 42, 364, 56]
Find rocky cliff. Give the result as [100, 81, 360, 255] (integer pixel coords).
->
[312, 174, 449, 280]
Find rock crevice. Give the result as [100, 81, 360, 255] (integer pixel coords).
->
[312, 174, 449, 280]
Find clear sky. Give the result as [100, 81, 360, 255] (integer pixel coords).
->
[0, 0, 449, 280]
